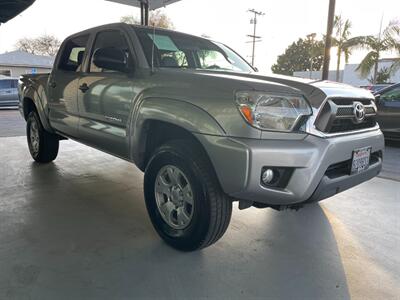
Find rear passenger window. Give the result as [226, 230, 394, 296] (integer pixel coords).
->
[58, 34, 89, 72]
[89, 30, 131, 73]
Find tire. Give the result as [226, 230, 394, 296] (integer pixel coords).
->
[26, 110, 59, 163]
[144, 139, 232, 251]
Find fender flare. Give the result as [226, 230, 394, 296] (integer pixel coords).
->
[22, 85, 54, 133]
[129, 97, 226, 166]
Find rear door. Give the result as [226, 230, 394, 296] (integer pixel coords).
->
[77, 29, 137, 158]
[48, 34, 90, 137]
[376, 85, 400, 136]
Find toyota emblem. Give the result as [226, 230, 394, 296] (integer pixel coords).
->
[353, 102, 366, 123]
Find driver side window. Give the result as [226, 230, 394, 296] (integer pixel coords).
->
[380, 87, 400, 102]
[89, 30, 131, 73]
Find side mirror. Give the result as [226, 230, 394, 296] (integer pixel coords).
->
[374, 94, 381, 104]
[93, 47, 130, 73]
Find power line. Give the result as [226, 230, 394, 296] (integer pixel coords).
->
[247, 9, 265, 67]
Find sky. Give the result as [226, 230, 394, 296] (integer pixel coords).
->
[0, 0, 399, 72]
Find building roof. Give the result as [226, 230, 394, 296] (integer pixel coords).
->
[0, 50, 54, 68]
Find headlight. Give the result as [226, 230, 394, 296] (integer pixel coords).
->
[235, 91, 312, 131]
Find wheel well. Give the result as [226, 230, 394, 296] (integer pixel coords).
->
[23, 97, 36, 120]
[140, 121, 209, 172]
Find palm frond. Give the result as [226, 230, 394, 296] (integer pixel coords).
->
[343, 19, 352, 39]
[382, 20, 400, 39]
[355, 51, 378, 78]
[344, 36, 376, 50]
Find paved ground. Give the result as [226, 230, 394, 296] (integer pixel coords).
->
[0, 139, 399, 299]
[0, 110, 399, 299]
[0, 109, 26, 137]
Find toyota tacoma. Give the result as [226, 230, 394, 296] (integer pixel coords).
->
[19, 23, 384, 251]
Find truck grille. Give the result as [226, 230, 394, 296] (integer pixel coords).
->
[314, 98, 377, 134]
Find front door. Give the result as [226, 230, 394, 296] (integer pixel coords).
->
[77, 29, 137, 159]
[376, 85, 400, 137]
[48, 34, 90, 137]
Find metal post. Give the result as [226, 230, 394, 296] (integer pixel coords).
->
[322, 0, 336, 80]
[140, 1, 149, 26]
[144, 2, 149, 26]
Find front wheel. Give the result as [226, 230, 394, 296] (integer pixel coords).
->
[27, 111, 59, 163]
[144, 140, 232, 251]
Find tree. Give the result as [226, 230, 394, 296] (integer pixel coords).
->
[369, 67, 391, 84]
[345, 20, 400, 84]
[332, 15, 352, 82]
[15, 34, 60, 56]
[271, 37, 325, 76]
[120, 11, 174, 29]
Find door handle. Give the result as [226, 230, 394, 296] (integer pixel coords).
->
[50, 81, 57, 88]
[79, 83, 89, 93]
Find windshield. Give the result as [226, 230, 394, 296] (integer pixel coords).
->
[135, 27, 254, 73]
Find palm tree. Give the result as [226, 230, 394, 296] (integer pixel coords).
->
[389, 43, 400, 75]
[332, 15, 352, 82]
[345, 20, 400, 84]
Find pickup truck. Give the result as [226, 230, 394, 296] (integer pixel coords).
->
[19, 23, 384, 251]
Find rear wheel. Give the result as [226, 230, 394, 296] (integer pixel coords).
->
[27, 111, 59, 163]
[144, 140, 232, 251]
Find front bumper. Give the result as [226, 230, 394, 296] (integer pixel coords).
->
[196, 129, 384, 206]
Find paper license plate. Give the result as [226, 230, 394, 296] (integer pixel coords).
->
[351, 147, 371, 174]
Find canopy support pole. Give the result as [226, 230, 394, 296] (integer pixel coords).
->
[140, 1, 149, 26]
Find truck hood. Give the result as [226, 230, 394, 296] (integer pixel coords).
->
[188, 70, 374, 109]
[147, 69, 375, 139]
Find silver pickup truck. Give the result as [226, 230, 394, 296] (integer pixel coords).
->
[19, 23, 384, 251]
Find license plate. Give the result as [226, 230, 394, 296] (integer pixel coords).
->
[351, 147, 371, 174]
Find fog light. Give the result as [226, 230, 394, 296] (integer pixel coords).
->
[262, 169, 275, 184]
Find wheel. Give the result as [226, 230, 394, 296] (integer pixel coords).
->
[144, 140, 232, 251]
[26, 110, 59, 163]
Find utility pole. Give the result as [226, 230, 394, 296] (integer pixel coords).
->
[322, 0, 336, 80]
[247, 9, 265, 67]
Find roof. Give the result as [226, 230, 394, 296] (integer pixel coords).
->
[0, 0, 35, 24]
[105, 0, 181, 10]
[0, 50, 54, 68]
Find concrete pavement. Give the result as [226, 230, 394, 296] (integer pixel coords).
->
[0, 136, 399, 300]
[0, 109, 25, 137]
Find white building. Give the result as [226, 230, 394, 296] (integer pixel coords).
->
[0, 50, 54, 78]
[293, 58, 400, 86]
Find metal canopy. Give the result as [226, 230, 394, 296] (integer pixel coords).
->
[106, 0, 181, 10]
[106, 0, 181, 25]
[0, 0, 35, 24]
